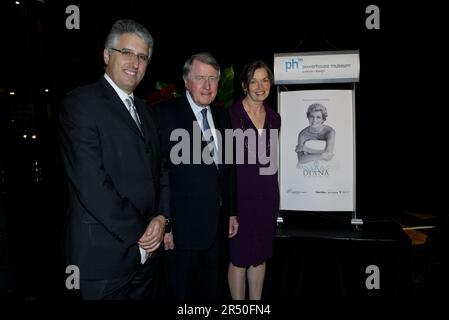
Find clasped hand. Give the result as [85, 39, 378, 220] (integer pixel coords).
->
[138, 215, 166, 255]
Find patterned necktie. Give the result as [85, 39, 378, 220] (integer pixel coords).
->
[201, 108, 215, 158]
[125, 96, 142, 133]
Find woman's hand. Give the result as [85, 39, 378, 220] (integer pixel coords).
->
[229, 216, 239, 238]
[321, 151, 334, 161]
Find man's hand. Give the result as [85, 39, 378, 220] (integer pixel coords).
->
[138, 214, 166, 255]
[229, 216, 239, 238]
[164, 231, 175, 250]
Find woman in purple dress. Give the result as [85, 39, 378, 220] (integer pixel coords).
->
[228, 61, 280, 300]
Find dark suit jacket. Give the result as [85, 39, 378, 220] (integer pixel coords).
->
[155, 95, 235, 251]
[59, 77, 169, 280]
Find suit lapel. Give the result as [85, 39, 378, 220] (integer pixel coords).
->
[135, 97, 157, 164]
[177, 98, 200, 133]
[209, 105, 222, 134]
[98, 78, 144, 140]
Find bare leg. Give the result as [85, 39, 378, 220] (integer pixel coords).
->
[228, 262, 246, 300]
[247, 262, 266, 300]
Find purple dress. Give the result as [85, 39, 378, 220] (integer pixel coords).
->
[229, 99, 281, 267]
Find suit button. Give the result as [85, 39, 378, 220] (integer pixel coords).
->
[145, 148, 150, 153]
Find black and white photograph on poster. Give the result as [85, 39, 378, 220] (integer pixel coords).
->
[279, 90, 354, 211]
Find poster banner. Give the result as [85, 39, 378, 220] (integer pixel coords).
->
[279, 90, 354, 211]
[274, 51, 360, 84]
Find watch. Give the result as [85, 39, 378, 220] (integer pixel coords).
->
[164, 217, 172, 233]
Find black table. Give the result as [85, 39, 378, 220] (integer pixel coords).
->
[263, 215, 413, 299]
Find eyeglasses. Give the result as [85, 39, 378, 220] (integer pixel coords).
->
[109, 48, 149, 64]
[191, 75, 219, 83]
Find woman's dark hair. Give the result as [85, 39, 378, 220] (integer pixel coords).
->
[240, 60, 273, 93]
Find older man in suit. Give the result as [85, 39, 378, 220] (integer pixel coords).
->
[156, 53, 239, 300]
[59, 20, 169, 299]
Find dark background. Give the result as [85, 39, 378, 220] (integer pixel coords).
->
[0, 0, 446, 299]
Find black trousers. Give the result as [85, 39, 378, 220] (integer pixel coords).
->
[164, 215, 229, 300]
[80, 251, 162, 300]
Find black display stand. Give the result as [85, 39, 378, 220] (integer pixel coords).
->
[265, 216, 413, 299]
[274, 50, 362, 227]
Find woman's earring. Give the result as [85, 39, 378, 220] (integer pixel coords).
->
[243, 88, 247, 95]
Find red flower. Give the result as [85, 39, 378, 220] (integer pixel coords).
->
[147, 83, 180, 106]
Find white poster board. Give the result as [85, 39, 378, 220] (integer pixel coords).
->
[279, 90, 354, 211]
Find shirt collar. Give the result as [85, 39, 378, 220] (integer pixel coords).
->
[104, 73, 134, 103]
[186, 90, 209, 116]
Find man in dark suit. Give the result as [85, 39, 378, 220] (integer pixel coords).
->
[59, 20, 169, 299]
[155, 53, 239, 300]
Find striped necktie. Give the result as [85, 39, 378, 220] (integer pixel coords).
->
[125, 96, 142, 133]
[201, 108, 215, 157]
